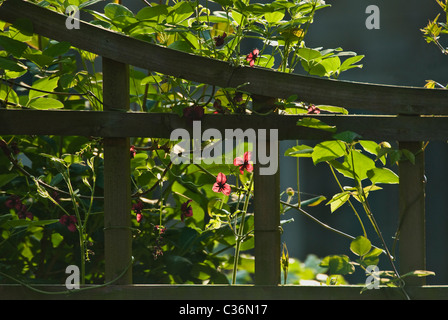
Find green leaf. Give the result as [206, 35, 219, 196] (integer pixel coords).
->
[317, 105, 348, 114]
[320, 56, 341, 76]
[43, 41, 71, 57]
[401, 270, 435, 278]
[136, 5, 169, 21]
[29, 76, 60, 100]
[340, 55, 364, 72]
[8, 18, 33, 42]
[326, 191, 350, 212]
[367, 168, 399, 184]
[78, 0, 105, 9]
[28, 97, 64, 110]
[320, 255, 355, 275]
[0, 56, 27, 72]
[0, 86, 20, 105]
[0, 35, 28, 57]
[167, 2, 194, 24]
[297, 47, 321, 61]
[265, 10, 285, 24]
[1, 219, 59, 230]
[330, 149, 376, 181]
[401, 149, 415, 164]
[311, 140, 346, 165]
[104, 3, 134, 20]
[0, 173, 18, 188]
[332, 131, 362, 143]
[359, 140, 380, 156]
[168, 40, 194, 53]
[350, 236, 372, 257]
[362, 247, 383, 266]
[302, 195, 326, 207]
[284, 145, 313, 158]
[296, 118, 337, 133]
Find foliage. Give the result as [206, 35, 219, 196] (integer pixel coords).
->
[421, 0, 448, 88]
[0, 0, 434, 295]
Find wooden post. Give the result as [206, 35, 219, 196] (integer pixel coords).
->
[253, 96, 281, 285]
[102, 57, 132, 284]
[398, 141, 426, 286]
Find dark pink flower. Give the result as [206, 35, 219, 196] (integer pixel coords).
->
[181, 199, 193, 221]
[214, 32, 227, 47]
[130, 145, 137, 159]
[59, 215, 77, 232]
[233, 151, 253, 175]
[307, 104, 321, 114]
[212, 172, 231, 196]
[5, 195, 21, 209]
[183, 105, 204, 122]
[16, 203, 33, 220]
[132, 201, 144, 223]
[246, 49, 259, 67]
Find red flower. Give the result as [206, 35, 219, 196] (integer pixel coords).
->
[130, 145, 137, 159]
[59, 215, 77, 232]
[233, 151, 253, 175]
[181, 199, 193, 221]
[183, 105, 204, 122]
[212, 172, 231, 195]
[132, 201, 144, 223]
[246, 49, 259, 67]
[307, 104, 321, 114]
[214, 32, 227, 47]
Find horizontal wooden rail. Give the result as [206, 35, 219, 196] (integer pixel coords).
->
[1, 109, 448, 141]
[1, 0, 448, 115]
[1, 284, 447, 300]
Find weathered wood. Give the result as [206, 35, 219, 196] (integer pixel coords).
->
[1, 0, 448, 115]
[3, 110, 448, 141]
[251, 96, 281, 285]
[398, 141, 426, 286]
[102, 58, 132, 284]
[1, 284, 447, 300]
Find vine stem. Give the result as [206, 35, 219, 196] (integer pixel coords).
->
[232, 173, 253, 285]
[328, 163, 367, 238]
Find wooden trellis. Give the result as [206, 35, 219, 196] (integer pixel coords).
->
[1, 0, 448, 299]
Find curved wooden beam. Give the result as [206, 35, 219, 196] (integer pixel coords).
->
[0, 0, 447, 114]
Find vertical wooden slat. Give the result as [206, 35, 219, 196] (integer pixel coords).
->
[253, 96, 280, 285]
[102, 57, 132, 284]
[398, 141, 426, 286]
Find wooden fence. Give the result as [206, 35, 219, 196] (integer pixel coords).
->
[1, 0, 448, 299]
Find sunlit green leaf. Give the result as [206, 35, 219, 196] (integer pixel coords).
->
[350, 236, 371, 257]
[312, 140, 346, 164]
[28, 97, 64, 110]
[367, 167, 399, 184]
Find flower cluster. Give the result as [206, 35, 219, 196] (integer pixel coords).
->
[211, 152, 254, 196]
[153, 225, 166, 260]
[5, 195, 33, 220]
[59, 215, 77, 232]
